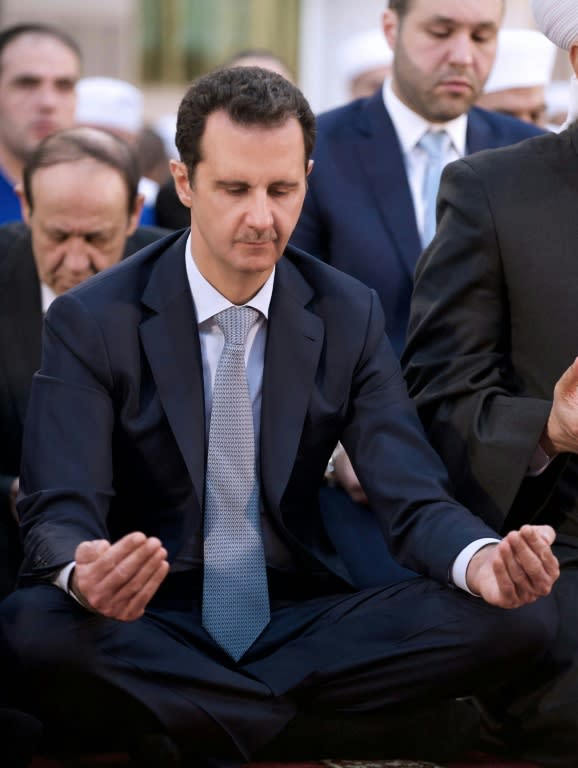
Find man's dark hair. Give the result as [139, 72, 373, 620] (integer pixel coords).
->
[0, 23, 82, 71]
[175, 66, 316, 179]
[23, 127, 140, 214]
[388, 0, 411, 16]
[388, 0, 504, 20]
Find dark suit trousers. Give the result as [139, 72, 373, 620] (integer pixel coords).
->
[0, 572, 556, 760]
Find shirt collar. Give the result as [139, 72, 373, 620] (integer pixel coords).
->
[184, 232, 274, 323]
[383, 78, 468, 157]
[41, 282, 58, 313]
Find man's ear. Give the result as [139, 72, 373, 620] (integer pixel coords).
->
[571, 44, 578, 79]
[382, 9, 398, 52]
[127, 194, 145, 236]
[15, 183, 31, 225]
[306, 159, 314, 178]
[169, 159, 193, 208]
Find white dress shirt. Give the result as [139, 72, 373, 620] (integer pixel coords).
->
[41, 283, 58, 314]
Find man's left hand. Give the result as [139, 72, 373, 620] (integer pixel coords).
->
[466, 525, 559, 608]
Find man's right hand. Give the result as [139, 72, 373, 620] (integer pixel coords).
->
[543, 357, 578, 455]
[71, 532, 169, 621]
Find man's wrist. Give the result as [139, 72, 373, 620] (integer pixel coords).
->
[67, 566, 97, 612]
[452, 538, 500, 595]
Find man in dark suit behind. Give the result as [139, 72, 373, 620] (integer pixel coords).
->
[403, 5, 578, 764]
[291, 0, 542, 358]
[0, 66, 560, 767]
[0, 126, 168, 599]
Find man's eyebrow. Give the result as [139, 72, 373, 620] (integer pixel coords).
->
[427, 15, 498, 29]
[214, 179, 301, 188]
[215, 180, 249, 188]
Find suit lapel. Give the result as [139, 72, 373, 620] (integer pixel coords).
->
[466, 108, 493, 153]
[355, 92, 422, 275]
[260, 255, 324, 511]
[139, 232, 206, 508]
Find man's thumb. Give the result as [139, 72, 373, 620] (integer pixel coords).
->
[75, 539, 110, 564]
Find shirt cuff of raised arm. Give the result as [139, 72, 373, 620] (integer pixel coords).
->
[52, 561, 80, 603]
[452, 538, 501, 595]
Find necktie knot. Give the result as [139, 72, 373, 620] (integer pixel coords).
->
[214, 306, 259, 347]
[419, 129, 448, 160]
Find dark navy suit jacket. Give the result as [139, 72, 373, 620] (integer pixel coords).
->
[290, 90, 543, 356]
[18, 231, 499, 589]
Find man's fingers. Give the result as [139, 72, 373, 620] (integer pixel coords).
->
[112, 560, 171, 621]
[501, 528, 557, 598]
[76, 532, 148, 582]
[84, 541, 167, 614]
[96, 535, 164, 591]
[490, 551, 523, 608]
[533, 524, 556, 546]
[101, 545, 169, 615]
[515, 526, 559, 583]
[557, 357, 578, 395]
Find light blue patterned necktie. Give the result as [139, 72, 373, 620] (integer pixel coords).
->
[202, 305, 270, 661]
[419, 130, 449, 248]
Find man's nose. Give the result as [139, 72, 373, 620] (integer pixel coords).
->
[246, 192, 274, 230]
[62, 238, 92, 273]
[36, 84, 62, 110]
[448, 33, 475, 67]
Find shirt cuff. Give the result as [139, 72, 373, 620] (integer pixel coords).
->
[527, 442, 554, 476]
[52, 561, 81, 603]
[452, 538, 501, 595]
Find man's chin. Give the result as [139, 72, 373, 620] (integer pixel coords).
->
[426, 96, 475, 123]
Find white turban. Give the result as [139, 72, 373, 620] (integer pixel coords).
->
[484, 28, 556, 93]
[531, 0, 578, 51]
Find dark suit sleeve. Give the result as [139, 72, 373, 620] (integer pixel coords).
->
[402, 158, 552, 531]
[341, 289, 502, 584]
[18, 292, 115, 574]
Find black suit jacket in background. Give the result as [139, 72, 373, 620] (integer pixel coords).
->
[403, 122, 578, 533]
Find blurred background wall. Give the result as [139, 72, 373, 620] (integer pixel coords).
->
[0, 0, 570, 119]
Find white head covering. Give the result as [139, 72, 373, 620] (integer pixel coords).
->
[546, 79, 571, 118]
[338, 29, 393, 84]
[531, 0, 578, 51]
[75, 77, 144, 136]
[153, 113, 178, 160]
[484, 28, 556, 93]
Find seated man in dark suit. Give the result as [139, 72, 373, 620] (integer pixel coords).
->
[0, 67, 560, 768]
[0, 126, 168, 600]
[402, 4, 578, 764]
